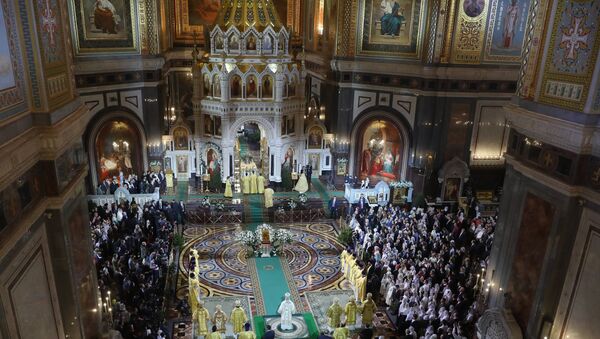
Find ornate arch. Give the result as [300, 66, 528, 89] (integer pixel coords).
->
[228, 116, 276, 142]
[349, 109, 412, 181]
[85, 109, 148, 189]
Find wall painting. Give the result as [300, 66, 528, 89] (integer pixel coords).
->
[95, 119, 142, 182]
[69, 0, 138, 54]
[483, 0, 531, 62]
[358, 120, 404, 182]
[451, 0, 490, 64]
[0, 0, 26, 119]
[357, 0, 425, 58]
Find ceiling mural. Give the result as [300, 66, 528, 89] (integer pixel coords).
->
[356, 0, 426, 58]
[68, 0, 139, 55]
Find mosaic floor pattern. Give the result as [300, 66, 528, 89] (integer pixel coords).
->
[178, 223, 346, 299]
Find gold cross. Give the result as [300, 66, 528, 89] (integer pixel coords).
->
[543, 152, 554, 167]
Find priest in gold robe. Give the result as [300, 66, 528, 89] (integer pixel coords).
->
[194, 300, 210, 337]
[250, 171, 258, 194]
[257, 173, 265, 194]
[212, 304, 227, 334]
[224, 176, 233, 198]
[264, 185, 274, 208]
[344, 297, 358, 327]
[326, 298, 344, 329]
[332, 323, 349, 339]
[242, 173, 250, 195]
[238, 323, 256, 339]
[230, 299, 248, 334]
[360, 293, 376, 326]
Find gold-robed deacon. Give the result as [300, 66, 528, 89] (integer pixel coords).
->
[238, 323, 257, 339]
[257, 173, 265, 194]
[360, 293, 376, 326]
[332, 324, 349, 339]
[344, 297, 358, 326]
[326, 298, 344, 328]
[212, 304, 227, 334]
[230, 299, 248, 334]
[250, 172, 258, 194]
[194, 300, 210, 337]
[294, 171, 309, 193]
[206, 327, 221, 339]
[242, 173, 250, 194]
[264, 186, 274, 208]
[188, 273, 200, 313]
[224, 176, 233, 198]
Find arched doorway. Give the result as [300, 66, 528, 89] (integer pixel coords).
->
[87, 113, 146, 188]
[351, 114, 410, 183]
[235, 122, 269, 184]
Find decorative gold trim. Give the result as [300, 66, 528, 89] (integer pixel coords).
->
[440, 0, 457, 63]
[450, 0, 489, 64]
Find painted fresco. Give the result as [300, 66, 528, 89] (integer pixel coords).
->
[34, 0, 65, 64]
[0, 0, 26, 118]
[357, 0, 425, 57]
[0, 4, 15, 91]
[484, 0, 531, 62]
[358, 120, 403, 182]
[95, 119, 141, 181]
[308, 126, 323, 149]
[188, 0, 221, 26]
[70, 0, 137, 54]
[539, 0, 600, 110]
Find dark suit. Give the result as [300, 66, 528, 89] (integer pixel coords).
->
[329, 197, 339, 219]
[263, 330, 275, 339]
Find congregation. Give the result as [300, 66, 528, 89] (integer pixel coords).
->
[89, 198, 183, 338]
[343, 203, 496, 338]
[96, 170, 167, 195]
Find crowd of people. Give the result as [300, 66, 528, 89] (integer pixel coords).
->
[345, 203, 495, 338]
[89, 198, 184, 338]
[96, 170, 167, 195]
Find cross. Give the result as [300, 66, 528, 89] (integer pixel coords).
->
[559, 15, 590, 61]
[42, 0, 57, 46]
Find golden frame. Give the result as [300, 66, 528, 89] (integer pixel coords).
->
[356, 0, 427, 58]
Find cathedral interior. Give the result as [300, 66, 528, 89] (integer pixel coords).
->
[0, 0, 599, 338]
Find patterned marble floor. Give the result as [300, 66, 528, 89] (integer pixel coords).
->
[177, 223, 349, 301]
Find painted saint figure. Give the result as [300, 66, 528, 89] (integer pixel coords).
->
[380, 2, 405, 36]
[502, 0, 518, 48]
[94, 0, 120, 34]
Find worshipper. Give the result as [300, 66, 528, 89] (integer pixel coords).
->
[257, 172, 265, 194]
[230, 300, 248, 334]
[360, 293, 376, 327]
[326, 298, 344, 329]
[195, 300, 210, 337]
[224, 176, 233, 198]
[250, 171, 258, 194]
[206, 325, 221, 339]
[306, 164, 313, 189]
[332, 323, 349, 339]
[243, 172, 251, 194]
[277, 292, 296, 330]
[358, 193, 368, 211]
[264, 185, 274, 208]
[238, 323, 257, 339]
[344, 297, 358, 328]
[212, 304, 227, 334]
[318, 332, 333, 339]
[263, 324, 275, 339]
[329, 196, 339, 219]
[294, 169, 309, 193]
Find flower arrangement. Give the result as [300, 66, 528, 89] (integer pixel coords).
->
[256, 224, 273, 238]
[272, 228, 293, 255]
[235, 230, 260, 255]
[389, 180, 413, 188]
[298, 193, 308, 204]
[276, 206, 285, 214]
[288, 200, 297, 210]
[215, 202, 225, 211]
[201, 197, 211, 208]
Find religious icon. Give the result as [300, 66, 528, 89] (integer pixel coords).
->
[215, 34, 224, 50]
[262, 76, 273, 98]
[359, 120, 403, 182]
[213, 74, 221, 97]
[283, 147, 294, 168]
[204, 115, 214, 135]
[308, 126, 323, 149]
[502, 0, 518, 48]
[177, 155, 188, 173]
[214, 116, 222, 136]
[287, 117, 295, 134]
[188, 0, 221, 26]
[173, 127, 189, 150]
[228, 34, 240, 50]
[246, 75, 257, 98]
[207, 149, 220, 175]
[231, 75, 242, 98]
[444, 177, 461, 201]
[246, 35, 257, 50]
[463, 0, 485, 17]
[203, 74, 210, 96]
[164, 157, 172, 171]
[380, 1, 406, 37]
[310, 154, 320, 171]
[262, 35, 273, 51]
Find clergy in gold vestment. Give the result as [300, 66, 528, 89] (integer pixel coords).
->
[332, 324, 349, 339]
[194, 301, 210, 337]
[264, 186, 274, 208]
[360, 293, 376, 326]
[242, 173, 250, 194]
[212, 304, 227, 334]
[188, 274, 200, 313]
[326, 298, 344, 328]
[230, 300, 248, 334]
[206, 329, 221, 339]
[294, 171, 309, 193]
[250, 172, 258, 194]
[238, 323, 256, 339]
[257, 174, 265, 194]
[344, 297, 358, 326]
[224, 177, 233, 198]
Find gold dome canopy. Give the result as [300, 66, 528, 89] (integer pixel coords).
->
[214, 0, 284, 32]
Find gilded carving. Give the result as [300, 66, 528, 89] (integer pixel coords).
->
[451, 0, 489, 64]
